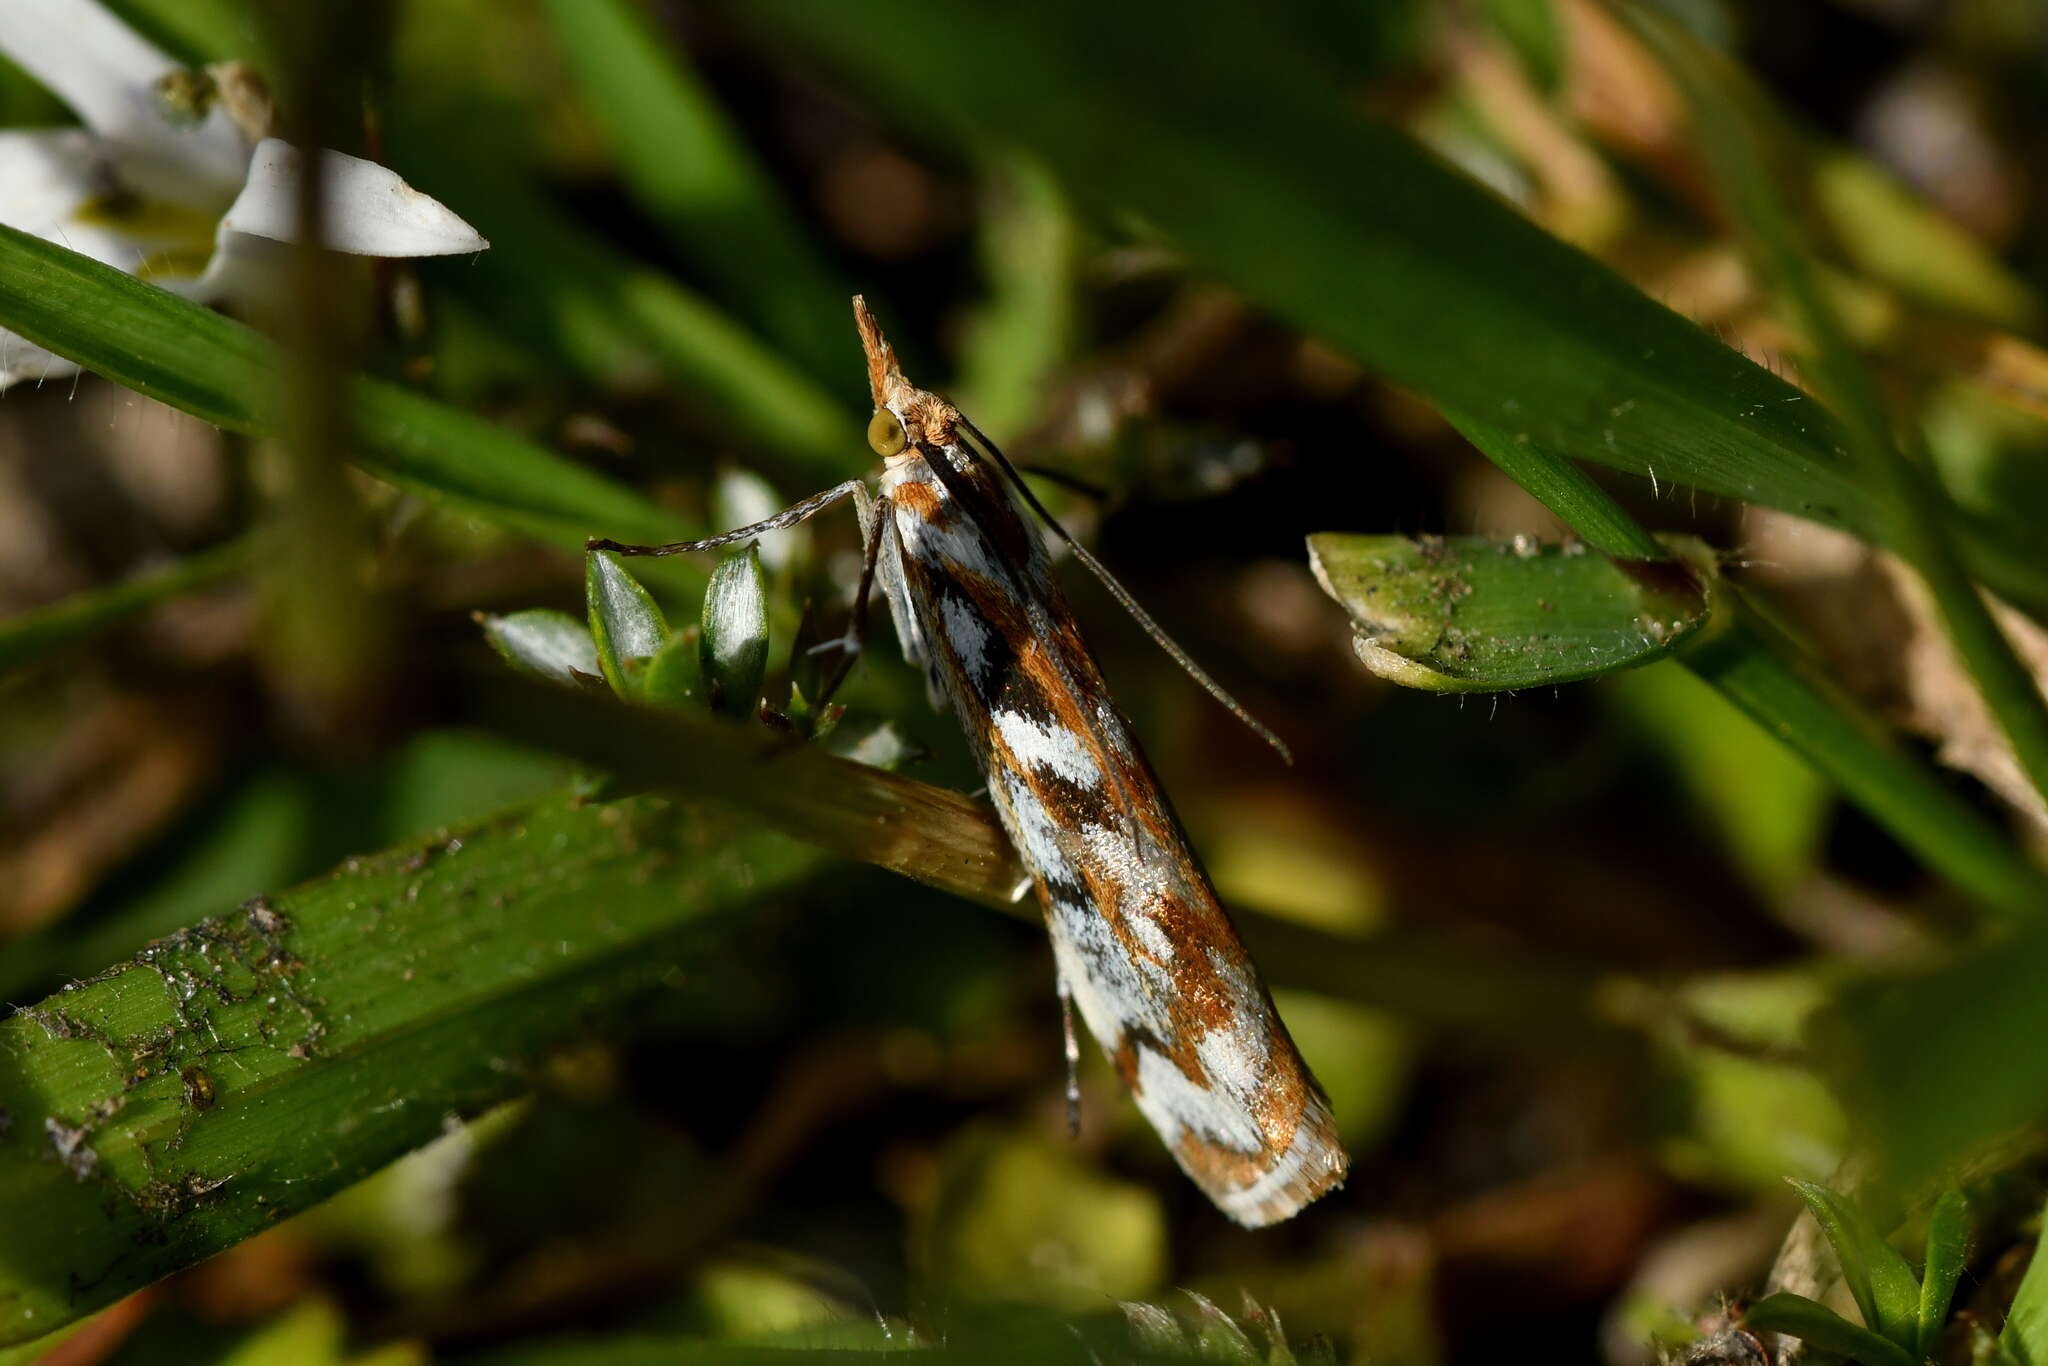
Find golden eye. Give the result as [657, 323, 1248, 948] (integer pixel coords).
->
[867, 409, 908, 457]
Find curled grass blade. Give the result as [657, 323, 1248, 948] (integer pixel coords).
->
[1307, 530, 1717, 691]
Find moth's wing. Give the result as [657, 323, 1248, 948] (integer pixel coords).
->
[1020, 725, 1349, 1227]
[989, 576, 1347, 1223]
[893, 447, 1346, 1224]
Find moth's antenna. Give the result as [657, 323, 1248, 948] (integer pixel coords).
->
[956, 413, 1293, 765]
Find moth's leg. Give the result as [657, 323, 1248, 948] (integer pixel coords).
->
[1058, 970, 1083, 1139]
[586, 480, 866, 557]
[880, 511, 953, 711]
[811, 492, 891, 708]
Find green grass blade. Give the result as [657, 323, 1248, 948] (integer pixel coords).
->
[1443, 412, 1665, 560]
[1920, 1188, 1969, 1359]
[1787, 1181, 1922, 1350]
[535, 0, 851, 386]
[1743, 1293, 1918, 1366]
[2000, 1194, 2048, 1366]
[1617, 1, 2048, 808]
[1308, 531, 1717, 691]
[737, 0, 2048, 616]
[0, 536, 249, 676]
[0, 792, 816, 1345]
[394, 126, 860, 479]
[0, 221, 686, 549]
[1678, 602, 2048, 917]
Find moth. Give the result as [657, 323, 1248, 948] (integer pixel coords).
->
[591, 298, 1347, 1226]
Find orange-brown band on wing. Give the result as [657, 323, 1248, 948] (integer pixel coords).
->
[1175, 1090, 1348, 1227]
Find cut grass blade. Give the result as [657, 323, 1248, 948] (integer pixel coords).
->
[738, 0, 2048, 616]
[0, 791, 817, 1345]
[1307, 530, 1717, 691]
[1616, 0, 2048, 810]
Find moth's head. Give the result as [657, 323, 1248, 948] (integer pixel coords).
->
[853, 294, 958, 461]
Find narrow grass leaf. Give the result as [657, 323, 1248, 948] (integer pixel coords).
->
[1920, 1188, 1969, 1359]
[1742, 1293, 1917, 1366]
[701, 547, 770, 718]
[1307, 531, 1716, 692]
[1618, 2, 2048, 803]
[0, 792, 812, 1345]
[392, 124, 860, 479]
[2000, 1195, 2048, 1366]
[1454, 403, 2048, 916]
[737, 0, 2048, 616]
[535, 0, 850, 386]
[479, 609, 601, 685]
[0, 537, 248, 676]
[0, 222, 686, 549]
[1788, 1180, 1922, 1349]
[587, 551, 671, 697]
[1443, 411, 1665, 560]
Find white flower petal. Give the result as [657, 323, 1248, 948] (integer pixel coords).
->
[0, 0, 247, 210]
[219, 140, 487, 257]
[0, 128, 103, 231]
[0, 329, 80, 389]
[186, 228, 287, 310]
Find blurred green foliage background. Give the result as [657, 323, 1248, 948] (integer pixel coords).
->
[4, 0, 2048, 1363]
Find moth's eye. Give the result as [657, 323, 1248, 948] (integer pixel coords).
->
[867, 409, 908, 457]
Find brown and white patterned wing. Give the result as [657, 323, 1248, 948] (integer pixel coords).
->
[883, 449, 1347, 1226]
